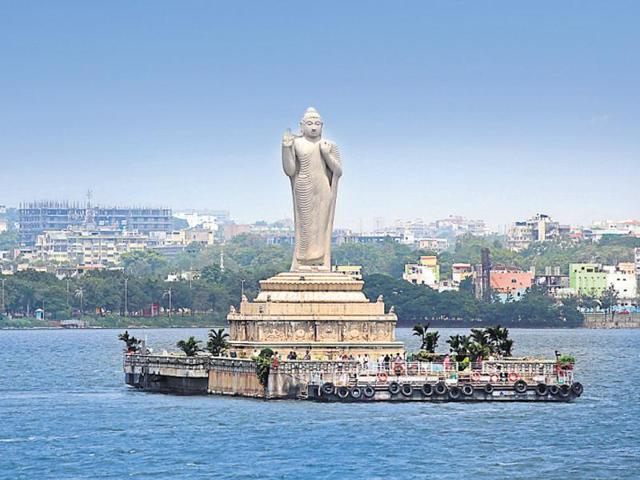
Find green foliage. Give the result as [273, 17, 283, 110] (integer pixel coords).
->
[253, 348, 274, 387]
[364, 273, 582, 327]
[118, 330, 142, 351]
[207, 328, 229, 356]
[121, 250, 169, 277]
[333, 241, 417, 277]
[447, 326, 513, 360]
[0, 231, 18, 250]
[557, 354, 575, 367]
[176, 336, 202, 356]
[599, 285, 619, 314]
[412, 323, 439, 352]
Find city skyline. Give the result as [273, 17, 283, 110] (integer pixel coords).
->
[1, 2, 639, 229]
[4, 197, 638, 233]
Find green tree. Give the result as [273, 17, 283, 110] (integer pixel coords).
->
[599, 285, 619, 320]
[207, 328, 229, 356]
[412, 323, 439, 353]
[176, 336, 202, 356]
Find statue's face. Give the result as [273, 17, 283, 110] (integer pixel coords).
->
[301, 118, 323, 139]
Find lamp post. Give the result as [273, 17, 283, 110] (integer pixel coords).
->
[163, 288, 172, 317]
[124, 278, 128, 317]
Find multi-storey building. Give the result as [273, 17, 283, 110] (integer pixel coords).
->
[489, 267, 534, 302]
[19, 201, 172, 245]
[569, 263, 608, 297]
[506, 213, 570, 251]
[603, 265, 637, 301]
[451, 263, 473, 285]
[33, 228, 149, 267]
[403, 256, 440, 288]
[534, 266, 571, 298]
[418, 238, 449, 252]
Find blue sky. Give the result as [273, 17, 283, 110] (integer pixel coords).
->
[1, 1, 638, 229]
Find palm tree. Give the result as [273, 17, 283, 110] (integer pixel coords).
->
[499, 338, 514, 357]
[74, 287, 84, 315]
[176, 336, 202, 356]
[447, 334, 473, 360]
[424, 331, 440, 353]
[118, 330, 141, 352]
[485, 325, 511, 355]
[412, 323, 440, 353]
[207, 328, 229, 356]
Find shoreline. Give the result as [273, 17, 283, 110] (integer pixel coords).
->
[1, 324, 637, 331]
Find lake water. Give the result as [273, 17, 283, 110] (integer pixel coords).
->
[0, 327, 639, 479]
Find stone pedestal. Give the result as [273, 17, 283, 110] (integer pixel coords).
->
[228, 271, 404, 360]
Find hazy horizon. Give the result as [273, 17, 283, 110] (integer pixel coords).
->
[1, 2, 638, 230]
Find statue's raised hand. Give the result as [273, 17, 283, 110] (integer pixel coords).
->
[319, 140, 333, 156]
[282, 129, 295, 148]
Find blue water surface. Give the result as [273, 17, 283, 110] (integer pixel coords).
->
[1, 328, 639, 479]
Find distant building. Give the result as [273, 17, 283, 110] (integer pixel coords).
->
[507, 214, 570, 251]
[635, 248, 640, 276]
[174, 210, 229, 228]
[603, 265, 637, 300]
[33, 227, 149, 267]
[332, 265, 363, 280]
[19, 201, 172, 245]
[534, 266, 571, 297]
[335, 232, 402, 245]
[451, 263, 473, 285]
[569, 263, 608, 297]
[590, 219, 640, 238]
[403, 256, 440, 288]
[490, 268, 533, 302]
[417, 238, 449, 252]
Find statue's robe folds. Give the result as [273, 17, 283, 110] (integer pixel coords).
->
[287, 137, 340, 271]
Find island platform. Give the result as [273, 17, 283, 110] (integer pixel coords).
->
[124, 354, 583, 402]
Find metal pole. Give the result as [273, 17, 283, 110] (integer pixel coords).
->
[241, 279, 245, 299]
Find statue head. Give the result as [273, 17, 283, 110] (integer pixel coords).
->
[300, 107, 323, 139]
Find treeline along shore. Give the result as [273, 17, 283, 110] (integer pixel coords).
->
[1, 233, 638, 329]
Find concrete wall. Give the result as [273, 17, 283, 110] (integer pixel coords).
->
[208, 358, 264, 398]
[584, 312, 640, 328]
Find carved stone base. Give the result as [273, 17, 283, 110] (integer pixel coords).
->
[227, 271, 404, 360]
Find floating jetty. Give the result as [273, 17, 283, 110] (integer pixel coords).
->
[124, 354, 583, 402]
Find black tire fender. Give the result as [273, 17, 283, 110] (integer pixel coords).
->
[571, 382, 583, 397]
[514, 379, 528, 394]
[422, 383, 434, 397]
[400, 383, 413, 397]
[321, 382, 334, 396]
[337, 386, 349, 399]
[388, 381, 401, 395]
[448, 386, 461, 400]
[363, 385, 376, 398]
[535, 383, 548, 396]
